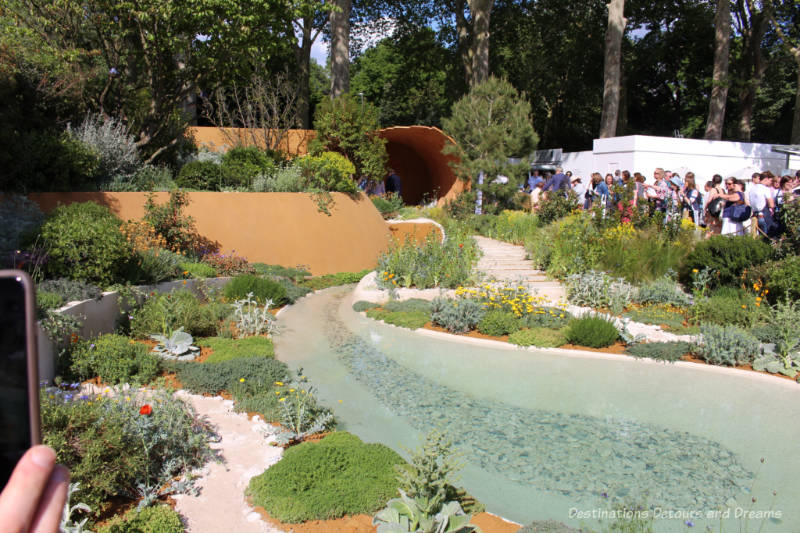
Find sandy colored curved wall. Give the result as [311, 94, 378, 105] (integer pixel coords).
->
[25, 192, 391, 276]
[387, 221, 444, 245]
[189, 127, 316, 156]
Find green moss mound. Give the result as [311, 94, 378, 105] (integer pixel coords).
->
[197, 336, 274, 363]
[97, 505, 183, 533]
[224, 274, 287, 306]
[366, 308, 430, 329]
[565, 315, 619, 348]
[508, 327, 566, 348]
[247, 432, 405, 522]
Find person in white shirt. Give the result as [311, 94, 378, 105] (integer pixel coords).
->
[748, 173, 775, 237]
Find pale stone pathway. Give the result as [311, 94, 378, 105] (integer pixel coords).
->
[473, 236, 566, 301]
[172, 392, 285, 533]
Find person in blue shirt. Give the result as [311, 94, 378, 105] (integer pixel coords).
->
[542, 167, 570, 199]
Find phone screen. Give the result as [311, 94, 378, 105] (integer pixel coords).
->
[0, 275, 33, 487]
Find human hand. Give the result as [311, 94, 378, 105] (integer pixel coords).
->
[0, 446, 69, 533]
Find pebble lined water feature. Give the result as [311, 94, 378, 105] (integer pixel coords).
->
[274, 287, 800, 531]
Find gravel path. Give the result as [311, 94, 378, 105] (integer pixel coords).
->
[172, 392, 285, 533]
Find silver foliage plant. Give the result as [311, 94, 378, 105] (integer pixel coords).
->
[564, 270, 636, 313]
[150, 327, 200, 360]
[233, 292, 277, 338]
[68, 113, 141, 181]
[60, 483, 92, 533]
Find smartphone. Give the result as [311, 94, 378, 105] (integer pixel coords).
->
[0, 270, 40, 489]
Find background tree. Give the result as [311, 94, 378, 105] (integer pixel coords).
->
[765, 0, 800, 143]
[442, 76, 537, 187]
[599, 0, 627, 138]
[330, 0, 353, 97]
[705, 0, 732, 140]
[311, 93, 388, 180]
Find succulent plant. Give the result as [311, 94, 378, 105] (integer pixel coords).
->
[150, 328, 199, 361]
[372, 491, 480, 533]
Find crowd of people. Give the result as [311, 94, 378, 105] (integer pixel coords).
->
[527, 166, 800, 237]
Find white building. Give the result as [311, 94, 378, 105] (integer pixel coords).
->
[561, 135, 795, 184]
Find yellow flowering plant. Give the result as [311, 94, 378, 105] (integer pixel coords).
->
[273, 369, 334, 446]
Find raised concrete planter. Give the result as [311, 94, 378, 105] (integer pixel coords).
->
[37, 277, 230, 382]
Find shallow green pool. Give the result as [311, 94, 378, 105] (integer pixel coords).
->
[274, 287, 800, 531]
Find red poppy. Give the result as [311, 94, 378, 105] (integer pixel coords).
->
[139, 404, 153, 416]
[458, 243, 463, 249]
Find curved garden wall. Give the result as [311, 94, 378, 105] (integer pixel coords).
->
[26, 192, 391, 275]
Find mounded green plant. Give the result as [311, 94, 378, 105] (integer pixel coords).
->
[430, 297, 486, 333]
[678, 235, 773, 289]
[508, 327, 567, 348]
[746, 255, 800, 305]
[634, 276, 692, 307]
[130, 289, 221, 339]
[33, 202, 133, 286]
[564, 314, 619, 348]
[132, 248, 182, 284]
[180, 261, 217, 278]
[97, 505, 183, 533]
[247, 432, 405, 522]
[167, 356, 289, 395]
[383, 298, 433, 314]
[224, 274, 287, 306]
[692, 324, 760, 366]
[176, 160, 224, 190]
[251, 263, 311, 281]
[366, 309, 430, 329]
[298, 269, 372, 290]
[36, 291, 64, 316]
[353, 300, 382, 312]
[197, 336, 275, 363]
[691, 287, 763, 328]
[42, 387, 215, 516]
[477, 310, 520, 337]
[70, 334, 159, 385]
[296, 151, 358, 194]
[537, 190, 580, 225]
[220, 146, 276, 188]
[626, 341, 691, 362]
[372, 192, 404, 219]
[37, 278, 103, 303]
[274, 278, 312, 303]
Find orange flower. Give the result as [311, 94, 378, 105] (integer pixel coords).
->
[139, 404, 153, 416]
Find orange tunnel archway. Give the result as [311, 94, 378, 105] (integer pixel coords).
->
[378, 126, 465, 206]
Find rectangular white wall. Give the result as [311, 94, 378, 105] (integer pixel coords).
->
[562, 135, 791, 184]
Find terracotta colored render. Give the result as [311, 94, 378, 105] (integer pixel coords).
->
[26, 192, 392, 276]
[190, 126, 465, 206]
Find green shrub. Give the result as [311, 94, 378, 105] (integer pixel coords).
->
[692, 288, 763, 328]
[537, 190, 580, 225]
[635, 277, 692, 307]
[693, 324, 760, 366]
[353, 300, 381, 312]
[366, 309, 430, 329]
[197, 336, 274, 363]
[36, 291, 64, 317]
[98, 505, 183, 533]
[221, 146, 276, 188]
[298, 269, 372, 290]
[130, 290, 220, 339]
[679, 235, 773, 288]
[132, 248, 183, 284]
[251, 263, 310, 281]
[252, 164, 306, 192]
[247, 432, 404, 522]
[296, 151, 358, 193]
[477, 310, 521, 337]
[383, 298, 433, 313]
[180, 261, 217, 278]
[231, 390, 282, 422]
[430, 297, 485, 333]
[626, 341, 691, 362]
[564, 314, 619, 348]
[377, 230, 480, 289]
[176, 160, 224, 190]
[746, 255, 800, 305]
[274, 278, 312, 303]
[37, 278, 103, 303]
[168, 356, 289, 395]
[479, 210, 540, 245]
[371, 193, 404, 219]
[520, 307, 573, 329]
[525, 214, 601, 278]
[224, 274, 287, 306]
[34, 202, 132, 286]
[42, 388, 214, 516]
[508, 327, 566, 348]
[70, 334, 159, 385]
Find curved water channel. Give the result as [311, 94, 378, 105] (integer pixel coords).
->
[273, 287, 800, 531]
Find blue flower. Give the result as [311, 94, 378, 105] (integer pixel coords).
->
[601, 492, 608, 499]
[685, 520, 694, 527]
[64, 393, 74, 401]
[109, 67, 119, 75]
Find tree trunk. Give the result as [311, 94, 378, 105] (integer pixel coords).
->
[329, 0, 352, 98]
[468, 0, 494, 86]
[599, 0, 626, 138]
[737, 11, 767, 142]
[455, 0, 473, 86]
[704, 0, 731, 140]
[793, 58, 800, 144]
[296, 16, 314, 128]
